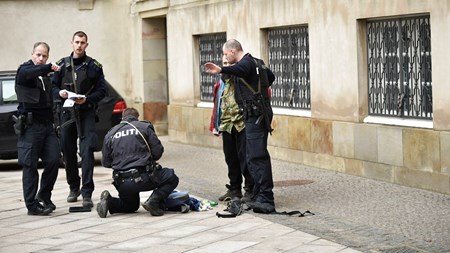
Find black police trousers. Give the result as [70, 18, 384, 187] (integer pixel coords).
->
[244, 109, 275, 207]
[18, 121, 60, 211]
[222, 126, 253, 191]
[109, 167, 179, 214]
[60, 109, 97, 198]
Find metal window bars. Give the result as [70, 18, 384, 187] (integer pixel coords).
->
[199, 33, 227, 102]
[367, 16, 432, 119]
[268, 26, 311, 109]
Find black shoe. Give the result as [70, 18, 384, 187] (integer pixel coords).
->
[142, 199, 164, 216]
[252, 202, 276, 214]
[67, 190, 81, 203]
[36, 196, 56, 211]
[218, 184, 243, 201]
[28, 204, 53, 216]
[82, 197, 94, 208]
[96, 190, 111, 218]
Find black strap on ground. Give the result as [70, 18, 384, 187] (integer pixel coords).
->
[218, 209, 314, 218]
[243, 205, 314, 217]
[274, 210, 315, 217]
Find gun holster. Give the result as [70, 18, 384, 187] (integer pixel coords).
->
[146, 163, 162, 184]
[12, 112, 32, 136]
[12, 115, 25, 136]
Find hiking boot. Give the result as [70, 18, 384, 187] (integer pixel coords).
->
[142, 196, 164, 216]
[218, 184, 242, 201]
[36, 196, 56, 211]
[82, 197, 94, 208]
[96, 190, 111, 218]
[67, 190, 80, 203]
[28, 204, 53, 216]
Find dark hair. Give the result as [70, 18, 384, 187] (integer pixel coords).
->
[224, 39, 243, 52]
[122, 108, 139, 118]
[33, 42, 50, 53]
[72, 31, 88, 41]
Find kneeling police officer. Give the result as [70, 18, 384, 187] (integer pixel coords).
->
[96, 108, 179, 218]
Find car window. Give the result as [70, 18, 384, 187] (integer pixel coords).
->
[2, 80, 17, 104]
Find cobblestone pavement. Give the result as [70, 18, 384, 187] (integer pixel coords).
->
[0, 153, 360, 253]
[0, 136, 449, 253]
[159, 137, 450, 253]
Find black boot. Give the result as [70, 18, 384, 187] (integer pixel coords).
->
[142, 193, 164, 216]
[218, 184, 243, 201]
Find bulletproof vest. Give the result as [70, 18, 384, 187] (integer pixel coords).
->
[236, 58, 271, 103]
[15, 66, 52, 109]
[61, 56, 95, 95]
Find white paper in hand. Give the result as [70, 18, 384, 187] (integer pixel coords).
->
[63, 99, 75, 107]
[63, 91, 86, 108]
[67, 91, 86, 100]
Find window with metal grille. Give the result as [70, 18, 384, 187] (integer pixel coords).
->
[199, 33, 226, 102]
[268, 26, 311, 109]
[367, 16, 432, 119]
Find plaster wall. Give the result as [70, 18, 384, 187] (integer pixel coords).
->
[0, 0, 135, 109]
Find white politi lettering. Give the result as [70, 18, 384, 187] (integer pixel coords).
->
[113, 128, 138, 139]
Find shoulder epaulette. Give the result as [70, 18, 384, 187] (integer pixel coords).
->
[55, 58, 64, 65]
[92, 59, 102, 68]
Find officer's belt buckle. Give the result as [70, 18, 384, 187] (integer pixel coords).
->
[120, 168, 138, 178]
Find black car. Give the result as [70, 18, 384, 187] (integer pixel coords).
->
[0, 70, 127, 159]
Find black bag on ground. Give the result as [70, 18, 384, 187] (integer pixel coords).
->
[216, 197, 243, 218]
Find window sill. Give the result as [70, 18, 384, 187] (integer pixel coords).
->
[363, 116, 433, 129]
[197, 101, 213, 108]
[272, 107, 311, 117]
[198, 103, 312, 117]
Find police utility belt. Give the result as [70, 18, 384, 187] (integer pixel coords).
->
[12, 112, 52, 136]
[112, 164, 161, 185]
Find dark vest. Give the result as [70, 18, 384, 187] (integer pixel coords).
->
[15, 66, 52, 109]
[61, 56, 95, 95]
[235, 58, 271, 105]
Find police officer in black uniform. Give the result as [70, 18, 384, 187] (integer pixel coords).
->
[96, 108, 179, 218]
[204, 39, 276, 214]
[15, 42, 61, 215]
[52, 31, 106, 208]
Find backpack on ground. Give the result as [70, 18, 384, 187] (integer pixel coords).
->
[163, 191, 201, 213]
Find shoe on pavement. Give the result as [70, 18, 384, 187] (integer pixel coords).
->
[67, 190, 80, 203]
[142, 199, 164, 216]
[28, 204, 53, 216]
[218, 184, 243, 201]
[36, 196, 56, 211]
[96, 190, 111, 218]
[252, 202, 276, 214]
[82, 197, 94, 208]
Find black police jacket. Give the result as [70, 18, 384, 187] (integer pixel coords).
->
[51, 53, 106, 110]
[220, 53, 275, 105]
[15, 60, 54, 121]
[102, 115, 164, 171]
